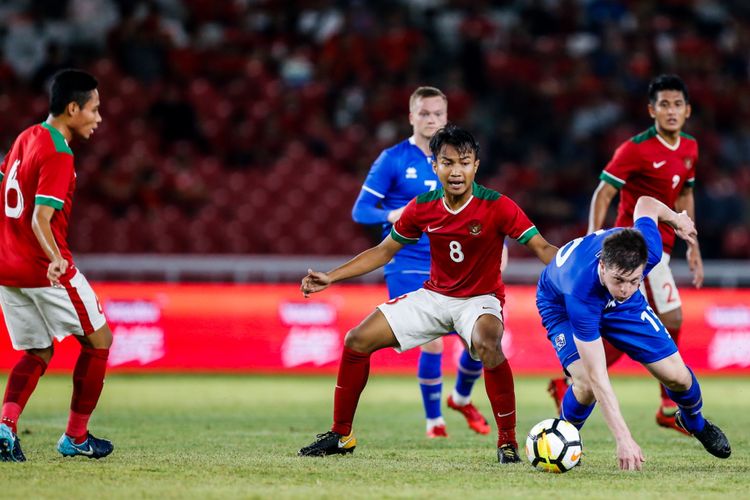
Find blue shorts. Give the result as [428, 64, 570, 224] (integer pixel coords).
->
[537, 291, 678, 369]
[386, 271, 461, 338]
[385, 271, 429, 299]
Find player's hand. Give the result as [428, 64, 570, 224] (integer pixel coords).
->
[386, 206, 405, 224]
[615, 436, 645, 471]
[673, 210, 697, 246]
[301, 268, 331, 297]
[687, 244, 704, 289]
[47, 257, 68, 287]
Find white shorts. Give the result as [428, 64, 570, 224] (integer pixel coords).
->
[376, 288, 503, 360]
[0, 270, 107, 350]
[640, 252, 681, 314]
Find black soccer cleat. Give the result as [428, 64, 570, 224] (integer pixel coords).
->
[11, 435, 26, 462]
[0, 423, 24, 462]
[497, 443, 522, 464]
[298, 431, 356, 457]
[675, 411, 731, 459]
[57, 432, 114, 459]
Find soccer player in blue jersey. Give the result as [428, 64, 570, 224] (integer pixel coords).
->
[536, 196, 730, 471]
[352, 87, 494, 438]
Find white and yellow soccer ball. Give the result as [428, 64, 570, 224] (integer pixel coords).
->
[525, 418, 582, 473]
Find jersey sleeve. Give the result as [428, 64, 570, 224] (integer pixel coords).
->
[495, 196, 539, 244]
[36, 153, 74, 210]
[566, 294, 603, 342]
[351, 189, 391, 225]
[390, 198, 421, 245]
[600, 140, 640, 189]
[360, 149, 394, 201]
[634, 216, 663, 273]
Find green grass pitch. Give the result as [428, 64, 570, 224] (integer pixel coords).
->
[2, 373, 748, 498]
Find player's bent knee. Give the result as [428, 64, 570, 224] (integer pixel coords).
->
[80, 323, 113, 349]
[27, 346, 54, 364]
[660, 308, 683, 331]
[420, 337, 443, 354]
[343, 327, 377, 354]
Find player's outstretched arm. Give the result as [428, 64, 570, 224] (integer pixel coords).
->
[574, 337, 646, 471]
[633, 196, 697, 246]
[524, 234, 559, 266]
[31, 205, 68, 286]
[301, 235, 404, 297]
[588, 181, 618, 234]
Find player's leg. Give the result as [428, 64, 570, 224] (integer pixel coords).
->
[387, 272, 448, 437]
[453, 295, 518, 462]
[24, 271, 114, 459]
[559, 360, 597, 430]
[641, 255, 684, 431]
[299, 308, 400, 456]
[56, 322, 115, 459]
[0, 286, 56, 462]
[643, 353, 731, 459]
[447, 347, 490, 435]
[419, 337, 447, 437]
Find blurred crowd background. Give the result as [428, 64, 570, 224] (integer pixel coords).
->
[0, 0, 749, 259]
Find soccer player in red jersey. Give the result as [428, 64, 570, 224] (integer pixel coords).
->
[298, 124, 558, 463]
[0, 69, 114, 461]
[547, 75, 702, 434]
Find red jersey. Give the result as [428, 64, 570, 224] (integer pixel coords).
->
[391, 183, 538, 301]
[0, 123, 77, 287]
[600, 126, 698, 254]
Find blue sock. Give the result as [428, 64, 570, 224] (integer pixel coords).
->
[454, 349, 483, 399]
[561, 385, 595, 430]
[418, 351, 442, 419]
[665, 367, 705, 433]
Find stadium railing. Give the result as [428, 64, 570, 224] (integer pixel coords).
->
[75, 255, 750, 287]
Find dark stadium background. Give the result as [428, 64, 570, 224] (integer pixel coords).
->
[1, 0, 748, 283]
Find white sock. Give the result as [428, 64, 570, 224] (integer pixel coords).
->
[426, 417, 445, 430]
[451, 389, 471, 406]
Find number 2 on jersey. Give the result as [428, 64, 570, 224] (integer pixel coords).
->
[4, 159, 24, 219]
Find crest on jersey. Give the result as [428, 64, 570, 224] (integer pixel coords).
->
[684, 158, 693, 170]
[554, 333, 566, 351]
[405, 167, 418, 179]
[468, 220, 482, 236]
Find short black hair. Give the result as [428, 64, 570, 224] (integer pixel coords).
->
[49, 69, 98, 116]
[648, 74, 689, 104]
[601, 229, 648, 274]
[429, 123, 480, 160]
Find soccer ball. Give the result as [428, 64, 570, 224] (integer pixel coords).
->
[525, 418, 582, 473]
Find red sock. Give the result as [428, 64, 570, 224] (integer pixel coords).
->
[484, 359, 516, 448]
[603, 339, 624, 367]
[660, 327, 681, 406]
[331, 346, 370, 436]
[67, 347, 109, 440]
[2, 353, 47, 433]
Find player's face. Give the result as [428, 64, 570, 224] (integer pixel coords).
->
[648, 90, 690, 135]
[409, 96, 447, 141]
[433, 145, 479, 198]
[70, 89, 102, 140]
[599, 262, 645, 302]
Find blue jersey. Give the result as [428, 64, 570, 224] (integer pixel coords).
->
[351, 137, 437, 275]
[537, 217, 663, 343]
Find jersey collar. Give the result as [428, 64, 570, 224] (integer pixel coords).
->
[654, 126, 681, 151]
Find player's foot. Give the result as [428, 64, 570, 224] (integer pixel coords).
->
[0, 423, 25, 462]
[426, 424, 448, 439]
[447, 396, 491, 435]
[298, 431, 356, 457]
[675, 411, 731, 459]
[547, 377, 569, 414]
[656, 405, 689, 435]
[57, 432, 114, 459]
[497, 443, 521, 463]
